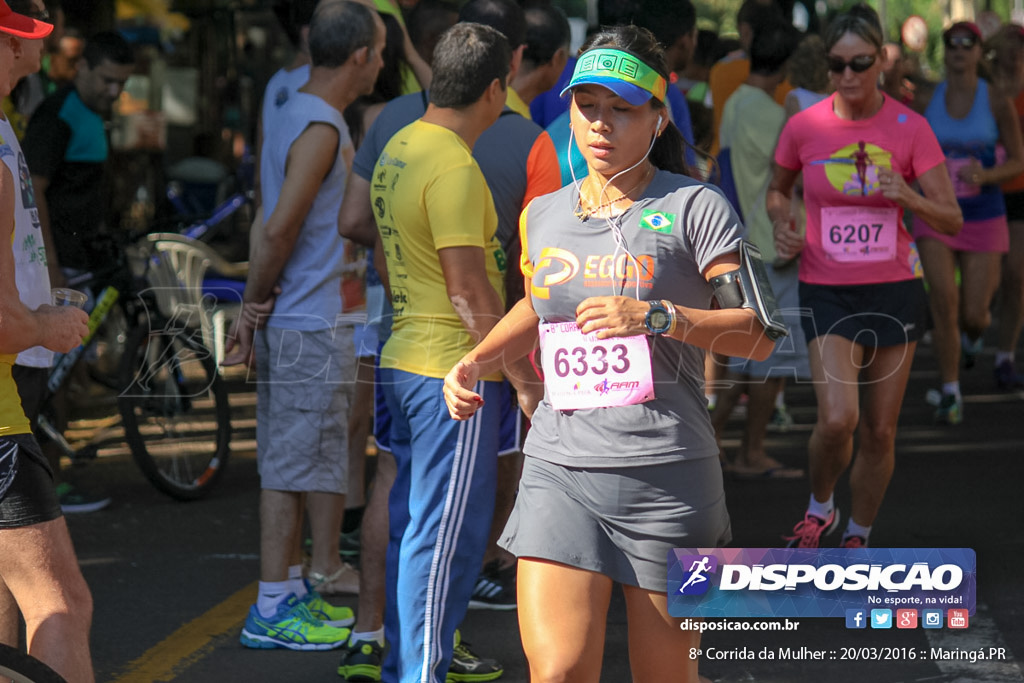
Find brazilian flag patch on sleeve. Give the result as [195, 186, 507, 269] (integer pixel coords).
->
[639, 209, 675, 233]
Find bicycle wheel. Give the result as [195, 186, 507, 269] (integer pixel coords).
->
[0, 644, 67, 683]
[85, 301, 130, 391]
[117, 322, 231, 500]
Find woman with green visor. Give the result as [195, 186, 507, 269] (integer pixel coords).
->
[443, 25, 776, 682]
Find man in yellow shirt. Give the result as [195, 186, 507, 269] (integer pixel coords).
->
[372, 22, 539, 683]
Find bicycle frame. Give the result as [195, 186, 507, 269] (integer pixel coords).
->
[45, 285, 120, 395]
[36, 285, 122, 463]
[33, 193, 243, 493]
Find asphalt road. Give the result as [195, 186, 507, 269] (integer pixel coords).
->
[54, 336, 1024, 683]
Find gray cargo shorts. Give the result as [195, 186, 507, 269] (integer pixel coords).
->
[255, 325, 356, 494]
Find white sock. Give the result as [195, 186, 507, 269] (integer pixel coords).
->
[807, 493, 834, 521]
[844, 520, 872, 543]
[942, 381, 961, 398]
[288, 564, 307, 598]
[706, 393, 717, 408]
[257, 580, 291, 618]
[775, 390, 786, 410]
[349, 627, 385, 647]
[995, 351, 1014, 366]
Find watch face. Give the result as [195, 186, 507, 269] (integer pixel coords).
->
[649, 310, 669, 331]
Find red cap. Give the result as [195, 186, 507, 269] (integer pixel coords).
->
[943, 21, 982, 41]
[0, 0, 53, 40]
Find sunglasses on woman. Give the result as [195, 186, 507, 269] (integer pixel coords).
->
[827, 54, 876, 74]
[944, 35, 977, 49]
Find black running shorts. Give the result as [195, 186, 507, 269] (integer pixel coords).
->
[0, 434, 61, 529]
[799, 279, 929, 347]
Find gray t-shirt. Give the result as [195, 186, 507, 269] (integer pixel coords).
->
[522, 170, 742, 467]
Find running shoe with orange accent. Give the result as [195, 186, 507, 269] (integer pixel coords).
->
[784, 509, 840, 548]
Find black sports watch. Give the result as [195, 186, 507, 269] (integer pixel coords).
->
[644, 300, 672, 335]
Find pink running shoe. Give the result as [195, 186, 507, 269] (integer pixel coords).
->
[784, 509, 840, 548]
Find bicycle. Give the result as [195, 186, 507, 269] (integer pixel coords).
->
[0, 643, 66, 683]
[37, 230, 233, 501]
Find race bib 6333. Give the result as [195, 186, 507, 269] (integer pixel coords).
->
[538, 321, 655, 411]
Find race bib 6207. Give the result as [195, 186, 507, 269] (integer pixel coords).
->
[820, 205, 898, 263]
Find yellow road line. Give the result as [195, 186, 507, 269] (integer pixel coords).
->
[109, 582, 256, 683]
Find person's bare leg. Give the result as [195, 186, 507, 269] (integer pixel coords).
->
[289, 492, 305, 570]
[0, 579, 17, 649]
[959, 251, 1002, 342]
[346, 357, 375, 510]
[623, 585, 702, 683]
[807, 336, 863, 503]
[849, 343, 916, 527]
[0, 519, 94, 683]
[352, 449, 395, 633]
[517, 558, 612, 683]
[917, 239, 960, 385]
[260, 489, 303, 583]
[710, 374, 747, 467]
[307, 491, 349, 587]
[735, 377, 793, 472]
[997, 222, 1024, 356]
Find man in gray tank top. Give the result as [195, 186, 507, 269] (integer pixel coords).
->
[224, 1, 387, 654]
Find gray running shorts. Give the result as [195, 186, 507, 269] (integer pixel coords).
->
[500, 455, 731, 591]
[255, 325, 356, 494]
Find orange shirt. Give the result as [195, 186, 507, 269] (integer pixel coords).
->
[523, 131, 561, 210]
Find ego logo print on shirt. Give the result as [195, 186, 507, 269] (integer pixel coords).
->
[532, 248, 580, 300]
[532, 247, 658, 300]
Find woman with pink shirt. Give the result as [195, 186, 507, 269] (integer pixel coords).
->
[768, 4, 962, 549]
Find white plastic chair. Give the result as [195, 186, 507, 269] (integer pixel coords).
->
[144, 233, 247, 369]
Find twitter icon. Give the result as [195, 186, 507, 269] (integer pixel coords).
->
[870, 609, 892, 629]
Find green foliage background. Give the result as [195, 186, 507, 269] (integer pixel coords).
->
[548, 0, 1016, 74]
[688, 0, 1012, 75]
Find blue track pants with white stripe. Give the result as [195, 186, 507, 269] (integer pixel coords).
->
[380, 369, 500, 683]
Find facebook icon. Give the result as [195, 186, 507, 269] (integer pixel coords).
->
[846, 609, 867, 629]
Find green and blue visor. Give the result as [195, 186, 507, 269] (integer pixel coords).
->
[560, 48, 668, 106]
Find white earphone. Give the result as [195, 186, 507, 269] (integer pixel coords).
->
[654, 114, 663, 137]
